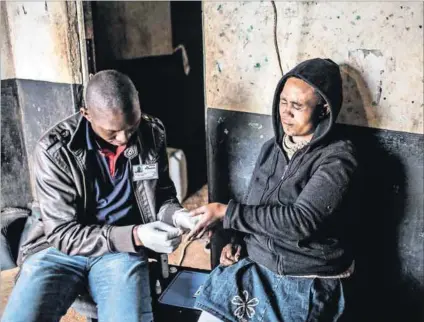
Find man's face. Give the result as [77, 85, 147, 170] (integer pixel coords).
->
[279, 77, 325, 140]
[81, 99, 141, 147]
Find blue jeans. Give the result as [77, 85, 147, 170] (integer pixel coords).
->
[195, 258, 346, 322]
[1, 247, 153, 322]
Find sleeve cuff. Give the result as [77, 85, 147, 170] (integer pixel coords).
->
[109, 225, 138, 253]
[223, 199, 237, 229]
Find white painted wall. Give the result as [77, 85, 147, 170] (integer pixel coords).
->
[2, 1, 82, 84]
[1, 2, 16, 80]
[203, 2, 423, 134]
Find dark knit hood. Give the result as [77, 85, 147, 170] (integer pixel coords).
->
[272, 58, 343, 147]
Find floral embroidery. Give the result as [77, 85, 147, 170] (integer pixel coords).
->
[231, 290, 259, 320]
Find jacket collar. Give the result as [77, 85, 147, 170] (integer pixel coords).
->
[67, 113, 139, 160]
[67, 114, 86, 157]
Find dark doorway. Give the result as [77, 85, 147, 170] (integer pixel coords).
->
[90, 1, 206, 196]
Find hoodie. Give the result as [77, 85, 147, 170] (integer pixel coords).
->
[223, 58, 358, 276]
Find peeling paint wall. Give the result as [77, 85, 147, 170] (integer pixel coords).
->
[204, 2, 423, 134]
[1, 1, 82, 207]
[2, 1, 82, 84]
[204, 4, 424, 320]
[93, 1, 172, 67]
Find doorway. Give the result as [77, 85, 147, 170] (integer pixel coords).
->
[85, 1, 207, 196]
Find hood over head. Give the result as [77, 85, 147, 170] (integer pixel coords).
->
[272, 58, 343, 147]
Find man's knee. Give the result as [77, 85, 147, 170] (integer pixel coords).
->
[18, 248, 59, 280]
[93, 252, 148, 280]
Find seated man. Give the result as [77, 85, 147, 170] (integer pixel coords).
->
[188, 58, 358, 322]
[2, 70, 198, 322]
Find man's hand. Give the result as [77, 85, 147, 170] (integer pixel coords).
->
[172, 209, 202, 231]
[220, 243, 241, 266]
[135, 221, 182, 254]
[186, 203, 228, 241]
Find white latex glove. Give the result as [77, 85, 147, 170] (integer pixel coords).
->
[172, 209, 202, 231]
[136, 221, 183, 254]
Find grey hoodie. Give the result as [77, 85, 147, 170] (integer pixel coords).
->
[223, 58, 358, 275]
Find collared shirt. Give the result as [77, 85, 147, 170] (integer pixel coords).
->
[86, 122, 141, 225]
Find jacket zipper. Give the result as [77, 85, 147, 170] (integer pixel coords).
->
[281, 147, 309, 183]
[263, 150, 294, 205]
[75, 156, 88, 213]
[264, 146, 309, 204]
[262, 146, 308, 276]
[131, 180, 146, 224]
[259, 150, 278, 204]
[260, 145, 286, 204]
[131, 155, 146, 224]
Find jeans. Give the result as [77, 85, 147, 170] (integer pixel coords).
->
[195, 258, 346, 322]
[1, 247, 153, 322]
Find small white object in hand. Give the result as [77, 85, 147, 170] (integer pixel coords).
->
[155, 280, 162, 295]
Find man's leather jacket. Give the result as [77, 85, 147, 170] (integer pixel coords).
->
[18, 113, 182, 264]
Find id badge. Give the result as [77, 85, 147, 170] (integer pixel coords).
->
[132, 163, 158, 181]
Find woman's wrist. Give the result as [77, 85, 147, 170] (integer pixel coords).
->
[132, 225, 143, 247]
[219, 203, 228, 219]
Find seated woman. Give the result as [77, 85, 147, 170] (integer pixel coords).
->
[188, 58, 358, 322]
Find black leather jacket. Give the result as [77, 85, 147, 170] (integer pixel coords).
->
[18, 113, 182, 264]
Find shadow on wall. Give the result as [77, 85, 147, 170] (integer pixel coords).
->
[339, 63, 376, 128]
[338, 64, 423, 322]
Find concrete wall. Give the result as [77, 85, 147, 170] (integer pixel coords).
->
[203, 2, 424, 321]
[2, 2, 81, 84]
[1, 2, 82, 208]
[204, 2, 423, 134]
[1, 2, 15, 81]
[93, 1, 173, 69]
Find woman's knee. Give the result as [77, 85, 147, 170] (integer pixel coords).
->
[197, 311, 223, 322]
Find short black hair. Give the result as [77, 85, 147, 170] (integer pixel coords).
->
[84, 70, 138, 113]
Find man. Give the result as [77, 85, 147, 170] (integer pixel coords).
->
[2, 70, 198, 322]
[188, 58, 358, 321]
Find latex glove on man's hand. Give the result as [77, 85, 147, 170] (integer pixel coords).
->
[172, 209, 202, 232]
[135, 221, 183, 254]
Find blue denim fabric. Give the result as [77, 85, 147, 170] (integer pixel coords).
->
[195, 258, 345, 322]
[1, 247, 153, 322]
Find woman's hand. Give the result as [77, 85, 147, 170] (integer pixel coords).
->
[220, 243, 241, 266]
[186, 203, 228, 241]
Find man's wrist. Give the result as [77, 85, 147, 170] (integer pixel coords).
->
[132, 225, 143, 247]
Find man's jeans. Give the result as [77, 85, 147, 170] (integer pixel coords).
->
[1, 247, 153, 322]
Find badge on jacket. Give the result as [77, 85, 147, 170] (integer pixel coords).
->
[132, 163, 158, 181]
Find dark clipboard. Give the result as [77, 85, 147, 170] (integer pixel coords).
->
[158, 270, 209, 310]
